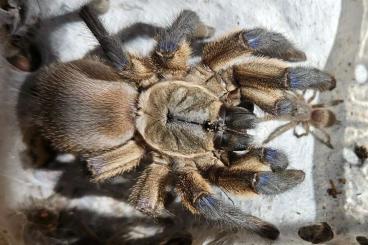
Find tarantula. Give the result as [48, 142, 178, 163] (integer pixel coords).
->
[262, 91, 342, 148]
[18, 2, 337, 240]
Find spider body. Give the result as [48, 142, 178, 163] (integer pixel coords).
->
[263, 91, 342, 148]
[18, 3, 338, 240]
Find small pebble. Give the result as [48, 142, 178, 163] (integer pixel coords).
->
[343, 147, 360, 165]
[355, 64, 368, 84]
[298, 222, 334, 244]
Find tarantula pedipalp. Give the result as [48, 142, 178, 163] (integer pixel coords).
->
[19, 3, 337, 240]
[262, 90, 343, 148]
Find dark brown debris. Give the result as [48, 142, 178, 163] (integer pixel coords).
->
[298, 222, 334, 244]
[338, 178, 346, 185]
[357, 236, 368, 245]
[327, 179, 342, 198]
[354, 145, 368, 166]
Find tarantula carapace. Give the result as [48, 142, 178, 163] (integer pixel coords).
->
[19, 2, 336, 240]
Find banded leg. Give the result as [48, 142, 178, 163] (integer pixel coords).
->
[173, 159, 280, 240]
[152, 10, 214, 74]
[86, 141, 144, 182]
[198, 150, 303, 196]
[229, 147, 289, 172]
[229, 58, 336, 115]
[233, 58, 336, 92]
[129, 163, 171, 216]
[202, 29, 306, 70]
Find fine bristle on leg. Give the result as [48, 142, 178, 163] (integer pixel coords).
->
[173, 160, 280, 240]
[239, 85, 298, 116]
[153, 10, 213, 73]
[195, 195, 280, 240]
[232, 58, 336, 92]
[86, 141, 144, 182]
[199, 154, 302, 196]
[253, 170, 305, 195]
[79, 5, 130, 70]
[242, 28, 306, 62]
[287, 67, 336, 91]
[230, 148, 289, 172]
[129, 163, 170, 216]
[202, 29, 305, 70]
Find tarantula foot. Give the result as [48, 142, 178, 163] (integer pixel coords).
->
[261, 148, 288, 172]
[242, 28, 306, 62]
[253, 170, 305, 195]
[287, 67, 336, 91]
[195, 195, 280, 240]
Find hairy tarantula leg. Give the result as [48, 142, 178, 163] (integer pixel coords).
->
[153, 10, 213, 72]
[196, 195, 280, 240]
[243, 28, 306, 61]
[200, 163, 304, 196]
[79, 4, 130, 70]
[263, 122, 298, 144]
[202, 29, 305, 70]
[233, 58, 336, 91]
[229, 147, 289, 172]
[129, 163, 171, 216]
[174, 160, 280, 240]
[253, 170, 305, 195]
[239, 85, 298, 116]
[85, 141, 144, 182]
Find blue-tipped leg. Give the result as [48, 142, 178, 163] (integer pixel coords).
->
[263, 148, 288, 172]
[253, 170, 305, 195]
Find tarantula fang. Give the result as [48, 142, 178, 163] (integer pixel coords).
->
[18, 2, 337, 240]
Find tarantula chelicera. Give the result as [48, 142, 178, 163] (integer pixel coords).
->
[262, 91, 343, 148]
[19, 2, 337, 240]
